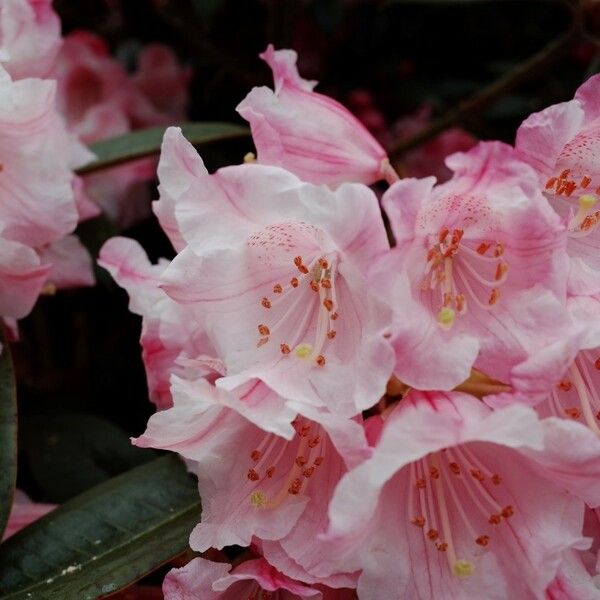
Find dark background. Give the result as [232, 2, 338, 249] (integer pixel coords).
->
[15, 0, 598, 504]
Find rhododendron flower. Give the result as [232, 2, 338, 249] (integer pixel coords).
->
[99, 237, 214, 410]
[0, 64, 92, 319]
[325, 391, 600, 600]
[160, 127, 394, 416]
[237, 44, 394, 187]
[0, 0, 61, 80]
[2, 490, 55, 541]
[516, 74, 600, 298]
[163, 556, 354, 599]
[375, 141, 569, 391]
[134, 375, 365, 587]
[546, 548, 600, 599]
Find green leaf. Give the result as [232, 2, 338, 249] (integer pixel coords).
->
[0, 455, 201, 599]
[20, 414, 156, 502]
[0, 326, 17, 540]
[77, 122, 250, 175]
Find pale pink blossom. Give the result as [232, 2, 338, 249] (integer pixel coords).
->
[0, 64, 92, 318]
[134, 375, 365, 588]
[159, 127, 394, 416]
[546, 548, 600, 599]
[325, 390, 600, 600]
[163, 556, 354, 599]
[237, 44, 392, 187]
[39, 235, 94, 289]
[0, 0, 61, 80]
[516, 74, 600, 298]
[375, 141, 570, 392]
[98, 237, 214, 410]
[2, 489, 55, 541]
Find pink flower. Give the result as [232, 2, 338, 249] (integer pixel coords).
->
[325, 390, 600, 600]
[134, 375, 365, 586]
[130, 44, 192, 126]
[375, 141, 570, 391]
[388, 105, 477, 182]
[159, 127, 394, 416]
[237, 44, 393, 187]
[2, 489, 55, 541]
[98, 237, 214, 410]
[0, 0, 61, 80]
[0, 65, 92, 319]
[546, 548, 600, 599]
[515, 74, 600, 298]
[163, 556, 354, 599]
[38, 235, 94, 289]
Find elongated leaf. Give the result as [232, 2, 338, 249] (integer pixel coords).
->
[77, 122, 249, 175]
[0, 326, 17, 539]
[0, 455, 200, 599]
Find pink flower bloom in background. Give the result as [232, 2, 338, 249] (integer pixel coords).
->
[374, 141, 570, 392]
[546, 548, 600, 599]
[516, 74, 600, 299]
[387, 105, 477, 182]
[53, 30, 192, 227]
[325, 391, 600, 600]
[0, 0, 61, 80]
[0, 64, 92, 319]
[134, 375, 366, 581]
[99, 236, 214, 410]
[237, 45, 394, 186]
[163, 556, 354, 599]
[2, 490, 55, 541]
[159, 127, 394, 417]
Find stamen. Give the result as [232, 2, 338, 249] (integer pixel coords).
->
[261, 297, 272, 309]
[488, 289, 500, 305]
[247, 469, 260, 481]
[476, 242, 491, 255]
[290, 277, 299, 288]
[294, 343, 313, 359]
[258, 324, 270, 336]
[273, 283, 283, 294]
[280, 344, 291, 355]
[327, 330, 336, 339]
[316, 355, 326, 367]
[323, 299, 333, 311]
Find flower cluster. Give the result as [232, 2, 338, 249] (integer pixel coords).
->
[101, 45, 600, 599]
[0, 0, 192, 337]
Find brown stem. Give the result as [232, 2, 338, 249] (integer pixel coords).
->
[387, 1, 582, 160]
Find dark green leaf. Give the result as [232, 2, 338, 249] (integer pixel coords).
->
[21, 414, 156, 502]
[76, 122, 250, 175]
[0, 326, 16, 540]
[0, 455, 200, 599]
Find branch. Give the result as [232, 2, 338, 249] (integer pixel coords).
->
[388, 1, 582, 159]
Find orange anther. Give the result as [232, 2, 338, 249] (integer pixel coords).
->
[256, 337, 269, 348]
[327, 330, 337, 339]
[491, 474, 502, 485]
[494, 243, 504, 257]
[545, 177, 557, 189]
[416, 478, 426, 489]
[476, 535, 490, 547]
[294, 256, 303, 267]
[323, 299, 334, 311]
[438, 228, 449, 244]
[295, 456, 307, 467]
[429, 466, 440, 479]
[261, 297, 272, 309]
[501, 505, 514, 518]
[427, 529, 439, 541]
[581, 176, 591, 188]
[436, 542, 448, 552]
[412, 516, 426, 527]
[321, 279, 331, 289]
[449, 462, 461, 475]
[319, 259, 329, 269]
[595, 357, 600, 370]
[314, 456, 324, 466]
[290, 277, 299, 288]
[316, 355, 326, 367]
[288, 478, 302, 495]
[488, 288, 501, 305]
[280, 344, 291, 355]
[477, 242, 491, 255]
[495, 262, 508, 281]
[266, 466, 275, 478]
[559, 169, 571, 179]
[308, 436, 320, 448]
[310, 281, 319, 292]
[489, 514, 502, 525]
[303, 467, 315, 478]
[273, 283, 283, 294]
[564, 407, 581, 419]
[470, 468, 484, 482]
[558, 380, 572, 392]
[331, 312, 339, 320]
[247, 469, 260, 481]
[250, 450, 261, 461]
[258, 324, 270, 336]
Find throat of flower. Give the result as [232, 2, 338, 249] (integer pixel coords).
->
[256, 254, 338, 367]
[424, 228, 508, 330]
[409, 449, 515, 578]
[246, 421, 325, 510]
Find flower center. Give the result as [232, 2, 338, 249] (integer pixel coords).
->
[246, 420, 326, 509]
[422, 228, 508, 330]
[409, 448, 514, 578]
[550, 354, 600, 436]
[545, 169, 600, 237]
[256, 254, 339, 367]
